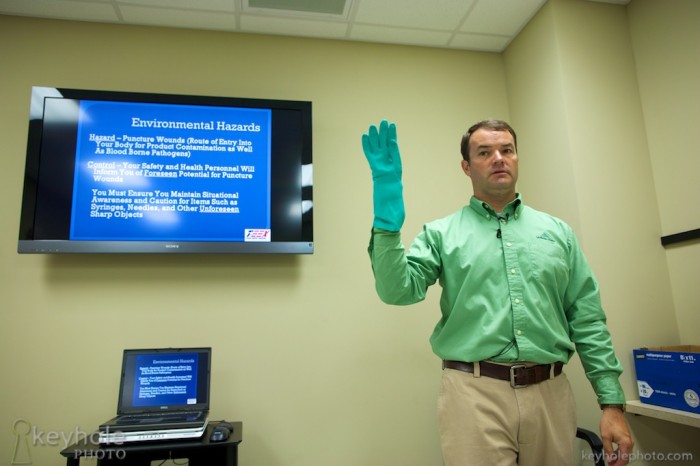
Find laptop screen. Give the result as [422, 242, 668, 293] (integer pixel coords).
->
[117, 347, 211, 414]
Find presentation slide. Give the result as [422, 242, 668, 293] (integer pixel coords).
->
[69, 100, 272, 241]
[133, 353, 199, 407]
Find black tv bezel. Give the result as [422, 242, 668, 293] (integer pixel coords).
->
[18, 86, 313, 254]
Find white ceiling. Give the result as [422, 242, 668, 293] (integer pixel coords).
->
[0, 0, 630, 53]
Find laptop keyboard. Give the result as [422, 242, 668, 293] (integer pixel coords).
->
[116, 412, 204, 425]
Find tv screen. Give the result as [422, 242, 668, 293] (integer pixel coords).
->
[18, 86, 313, 254]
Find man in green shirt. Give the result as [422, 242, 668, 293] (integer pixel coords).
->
[362, 119, 633, 466]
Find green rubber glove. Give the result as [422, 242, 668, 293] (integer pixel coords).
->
[362, 120, 405, 231]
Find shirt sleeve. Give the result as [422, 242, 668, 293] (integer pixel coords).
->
[563, 229, 626, 404]
[367, 228, 440, 305]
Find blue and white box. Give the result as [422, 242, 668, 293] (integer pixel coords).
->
[633, 345, 700, 414]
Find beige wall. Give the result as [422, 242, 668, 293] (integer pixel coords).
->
[627, 0, 700, 347]
[1, 0, 698, 465]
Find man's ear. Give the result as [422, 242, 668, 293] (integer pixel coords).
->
[461, 159, 471, 177]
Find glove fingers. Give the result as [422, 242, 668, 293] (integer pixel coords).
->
[387, 120, 397, 143]
[363, 123, 381, 151]
[378, 120, 390, 150]
[369, 124, 380, 152]
[361, 133, 373, 160]
[387, 122, 402, 176]
[362, 120, 402, 178]
[363, 125, 384, 173]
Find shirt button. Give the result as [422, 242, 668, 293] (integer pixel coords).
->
[506, 242, 512, 247]
[517, 329, 523, 336]
[511, 268, 516, 274]
[514, 298, 521, 304]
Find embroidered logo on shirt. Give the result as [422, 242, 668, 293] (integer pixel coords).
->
[536, 232, 555, 242]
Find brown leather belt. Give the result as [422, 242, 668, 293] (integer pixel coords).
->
[443, 360, 564, 388]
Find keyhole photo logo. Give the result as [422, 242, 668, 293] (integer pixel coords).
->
[8, 418, 113, 465]
[11, 419, 32, 465]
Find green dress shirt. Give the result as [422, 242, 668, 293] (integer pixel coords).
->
[368, 194, 625, 404]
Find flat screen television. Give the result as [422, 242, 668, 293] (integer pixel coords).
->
[18, 86, 313, 254]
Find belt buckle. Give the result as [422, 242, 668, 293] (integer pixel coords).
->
[509, 364, 528, 388]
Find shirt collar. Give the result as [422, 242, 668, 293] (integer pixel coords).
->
[469, 193, 523, 220]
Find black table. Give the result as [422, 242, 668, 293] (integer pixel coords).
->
[60, 421, 242, 466]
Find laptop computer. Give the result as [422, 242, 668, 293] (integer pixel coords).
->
[98, 347, 211, 444]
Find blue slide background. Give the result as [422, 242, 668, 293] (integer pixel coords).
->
[132, 353, 199, 407]
[70, 100, 271, 241]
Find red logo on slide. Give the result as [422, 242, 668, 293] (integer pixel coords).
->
[244, 229, 271, 242]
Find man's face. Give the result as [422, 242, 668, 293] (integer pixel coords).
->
[461, 128, 518, 199]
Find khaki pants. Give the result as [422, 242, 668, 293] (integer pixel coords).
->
[437, 364, 577, 466]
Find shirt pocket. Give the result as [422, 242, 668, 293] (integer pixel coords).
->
[528, 240, 569, 286]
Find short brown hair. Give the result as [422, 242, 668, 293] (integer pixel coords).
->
[460, 120, 517, 162]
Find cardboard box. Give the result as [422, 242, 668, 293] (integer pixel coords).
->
[633, 345, 700, 414]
